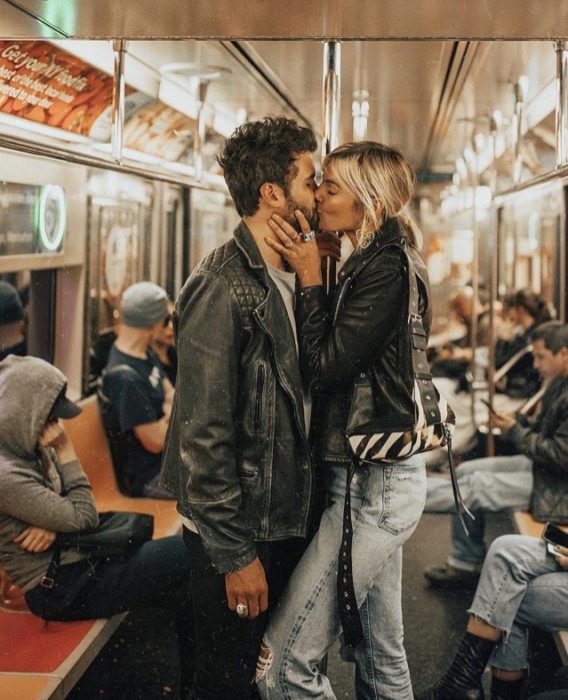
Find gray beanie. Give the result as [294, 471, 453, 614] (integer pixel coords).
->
[121, 282, 169, 328]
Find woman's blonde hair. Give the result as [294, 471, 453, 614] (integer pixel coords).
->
[323, 141, 422, 249]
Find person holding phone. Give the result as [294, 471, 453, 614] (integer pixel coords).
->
[418, 532, 568, 699]
[424, 321, 568, 588]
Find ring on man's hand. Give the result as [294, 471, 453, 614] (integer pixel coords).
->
[302, 230, 316, 242]
[236, 603, 249, 617]
[284, 241, 294, 249]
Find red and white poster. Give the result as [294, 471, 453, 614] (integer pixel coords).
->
[0, 41, 124, 139]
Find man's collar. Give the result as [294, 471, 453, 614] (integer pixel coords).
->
[234, 221, 266, 270]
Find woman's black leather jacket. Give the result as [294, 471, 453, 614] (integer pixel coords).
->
[296, 217, 432, 464]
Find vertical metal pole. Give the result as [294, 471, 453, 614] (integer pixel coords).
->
[322, 41, 341, 160]
[512, 79, 527, 185]
[469, 141, 480, 422]
[486, 114, 500, 457]
[112, 40, 128, 164]
[193, 80, 209, 180]
[556, 40, 568, 168]
[321, 41, 341, 292]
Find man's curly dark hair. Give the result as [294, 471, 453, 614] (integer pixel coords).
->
[217, 116, 317, 217]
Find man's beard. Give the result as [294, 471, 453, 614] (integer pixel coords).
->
[284, 196, 319, 232]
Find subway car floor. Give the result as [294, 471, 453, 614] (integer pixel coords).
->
[67, 513, 561, 699]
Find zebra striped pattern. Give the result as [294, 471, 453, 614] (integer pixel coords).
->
[348, 381, 456, 464]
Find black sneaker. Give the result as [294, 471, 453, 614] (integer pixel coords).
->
[424, 563, 480, 589]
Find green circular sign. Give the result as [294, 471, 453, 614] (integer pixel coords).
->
[38, 185, 66, 252]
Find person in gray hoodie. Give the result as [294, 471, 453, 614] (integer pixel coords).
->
[0, 355, 194, 693]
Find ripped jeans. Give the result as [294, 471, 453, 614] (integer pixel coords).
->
[469, 534, 568, 671]
[256, 457, 426, 700]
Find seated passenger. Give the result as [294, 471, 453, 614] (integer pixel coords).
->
[424, 321, 568, 586]
[0, 355, 193, 693]
[101, 282, 174, 499]
[151, 302, 177, 386]
[426, 289, 551, 469]
[495, 289, 553, 398]
[87, 329, 117, 395]
[0, 280, 26, 361]
[418, 534, 568, 700]
[430, 285, 490, 382]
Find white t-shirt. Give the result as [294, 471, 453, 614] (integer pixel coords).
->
[267, 263, 312, 435]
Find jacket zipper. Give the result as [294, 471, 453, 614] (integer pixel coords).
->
[254, 362, 265, 432]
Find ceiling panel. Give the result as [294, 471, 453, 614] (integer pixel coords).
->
[245, 40, 449, 166]
[440, 42, 556, 169]
[0, 5, 561, 179]
[4, 0, 568, 40]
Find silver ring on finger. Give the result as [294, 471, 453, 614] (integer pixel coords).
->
[302, 230, 316, 242]
[236, 602, 249, 617]
[284, 241, 294, 249]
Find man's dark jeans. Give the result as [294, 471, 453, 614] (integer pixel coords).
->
[183, 528, 306, 700]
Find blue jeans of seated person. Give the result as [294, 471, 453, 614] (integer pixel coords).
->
[256, 457, 426, 700]
[468, 535, 568, 671]
[425, 454, 533, 570]
[25, 536, 194, 690]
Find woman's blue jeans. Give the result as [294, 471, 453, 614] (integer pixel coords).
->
[469, 534, 568, 671]
[256, 456, 426, 700]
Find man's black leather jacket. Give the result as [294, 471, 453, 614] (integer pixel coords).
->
[296, 217, 432, 464]
[161, 223, 312, 573]
[506, 376, 568, 523]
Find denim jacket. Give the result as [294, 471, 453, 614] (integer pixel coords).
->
[161, 223, 313, 573]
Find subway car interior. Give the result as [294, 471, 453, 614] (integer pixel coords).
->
[1, 1, 568, 698]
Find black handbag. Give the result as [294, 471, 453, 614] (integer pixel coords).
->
[56, 511, 154, 558]
[36, 512, 154, 616]
[337, 241, 472, 649]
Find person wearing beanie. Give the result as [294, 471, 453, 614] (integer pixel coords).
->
[0, 280, 26, 361]
[101, 282, 175, 499]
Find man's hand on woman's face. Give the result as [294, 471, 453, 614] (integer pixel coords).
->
[315, 231, 342, 260]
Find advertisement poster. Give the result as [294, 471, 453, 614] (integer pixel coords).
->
[0, 40, 134, 140]
[123, 101, 196, 161]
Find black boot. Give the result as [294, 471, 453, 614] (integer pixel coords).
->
[490, 675, 525, 700]
[416, 632, 497, 699]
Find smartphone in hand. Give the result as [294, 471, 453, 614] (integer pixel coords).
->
[542, 522, 568, 555]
